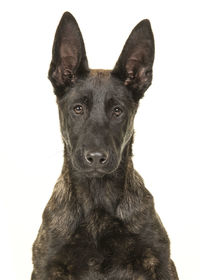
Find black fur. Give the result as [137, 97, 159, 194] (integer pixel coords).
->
[31, 12, 179, 280]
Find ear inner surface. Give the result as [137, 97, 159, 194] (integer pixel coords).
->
[48, 12, 89, 96]
[112, 19, 155, 101]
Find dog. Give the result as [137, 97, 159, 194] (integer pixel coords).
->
[31, 12, 179, 280]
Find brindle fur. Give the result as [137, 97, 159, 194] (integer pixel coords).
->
[31, 12, 179, 280]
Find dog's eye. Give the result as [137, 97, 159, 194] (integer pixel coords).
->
[73, 105, 83, 114]
[113, 107, 122, 117]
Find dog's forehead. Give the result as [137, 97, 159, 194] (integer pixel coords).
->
[67, 70, 133, 104]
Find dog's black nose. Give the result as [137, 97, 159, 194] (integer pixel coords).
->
[85, 151, 108, 166]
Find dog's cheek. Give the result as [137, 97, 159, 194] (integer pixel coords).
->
[66, 119, 88, 168]
[113, 118, 133, 153]
[65, 120, 81, 153]
[106, 126, 126, 171]
[58, 109, 74, 151]
[123, 114, 135, 147]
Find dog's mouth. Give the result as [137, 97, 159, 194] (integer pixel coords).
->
[73, 165, 116, 178]
[84, 169, 107, 178]
[74, 167, 109, 178]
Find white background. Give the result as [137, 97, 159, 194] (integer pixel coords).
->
[0, 1, 199, 279]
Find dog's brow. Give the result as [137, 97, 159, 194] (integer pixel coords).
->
[72, 96, 89, 104]
[106, 96, 128, 108]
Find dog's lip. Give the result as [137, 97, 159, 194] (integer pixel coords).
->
[72, 160, 118, 177]
[77, 167, 111, 178]
[85, 169, 107, 178]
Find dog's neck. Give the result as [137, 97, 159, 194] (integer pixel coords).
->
[61, 137, 134, 216]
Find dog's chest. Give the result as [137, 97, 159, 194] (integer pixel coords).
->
[55, 209, 154, 280]
[54, 181, 153, 279]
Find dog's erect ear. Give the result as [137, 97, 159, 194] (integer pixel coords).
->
[112, 19, 154, 101]
[48, 12, 89, 96]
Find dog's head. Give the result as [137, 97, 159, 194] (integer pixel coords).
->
[48, 12, 154, 178]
